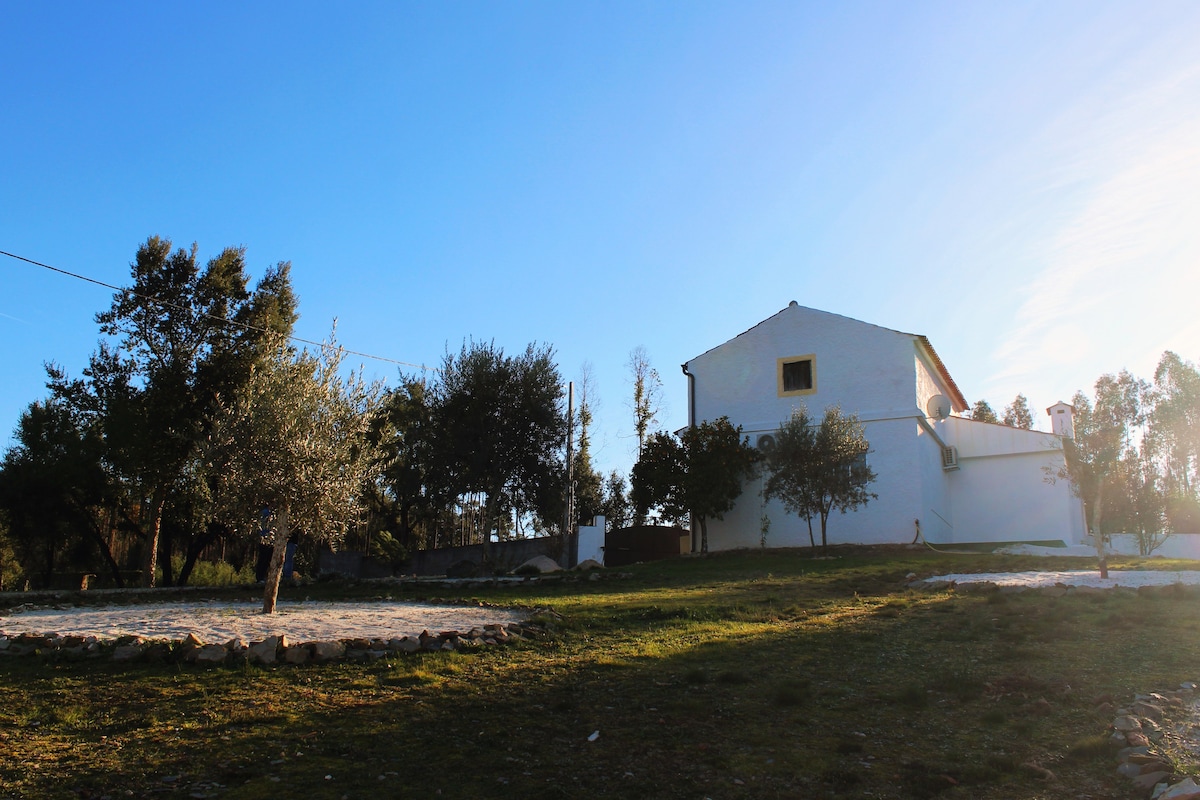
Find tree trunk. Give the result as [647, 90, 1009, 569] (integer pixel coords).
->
[699, 516, 708, 553]
[481, 491, 499, 565]
[177, 522, 222, 586]
[262, 506, 290, 614]
[141, 491, 166, 588]
[160, 524, 176, 586]
[1092, 479, 1108, 579]
[806, 515, 815, 549]
[82, 523, 126, 588]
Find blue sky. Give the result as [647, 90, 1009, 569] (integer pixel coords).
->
[2, 1, 1198, 479]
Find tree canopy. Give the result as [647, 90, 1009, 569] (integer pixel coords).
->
[42, 237, 297, 587]
[1060, 370, 1146, 572]
[631, 416, 758, 553]
[761, 405, 877, 551]
[204, 334, 383, 612]
[429, 341, 567, 558]
[970, 400, 999, 424]
[1002, 393, 1035, 429]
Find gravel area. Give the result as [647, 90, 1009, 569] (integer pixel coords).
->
[0, 600, 529, 642]
[927, 569, 1200, 589]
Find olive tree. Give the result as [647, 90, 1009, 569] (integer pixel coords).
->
[761, 405, 877, 552]
[206, 335, 382, 613]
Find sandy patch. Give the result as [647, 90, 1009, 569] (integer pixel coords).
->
[0, 600, 529, 643]
[926, 570, 1200, 589]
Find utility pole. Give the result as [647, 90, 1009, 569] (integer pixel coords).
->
[562, 382, 575, 554]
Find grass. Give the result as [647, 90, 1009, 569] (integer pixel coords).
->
[2, 545, 1200, 798]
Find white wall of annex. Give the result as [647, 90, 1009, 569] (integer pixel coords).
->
[939, 418, 1085, 544]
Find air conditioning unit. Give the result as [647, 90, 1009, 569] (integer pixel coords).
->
[942, 445, 960, 471]
[756, 433, 776, 453]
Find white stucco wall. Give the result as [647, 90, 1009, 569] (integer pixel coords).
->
[577, 517, 606, 565]
[938, 417, 1085, 545]
[1101, 533, 1200, 558]
[713, 417, 925, 548]
[687, 306, 923, 432]
[681, 304, 1086, 551]
[685, 306, 948, 549]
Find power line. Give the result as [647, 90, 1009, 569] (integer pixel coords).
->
[0, 248, 437, 373]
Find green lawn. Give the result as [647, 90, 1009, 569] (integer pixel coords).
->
[3, 546, 1199, 799]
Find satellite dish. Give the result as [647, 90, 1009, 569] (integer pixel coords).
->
[926, 394, 951, 420]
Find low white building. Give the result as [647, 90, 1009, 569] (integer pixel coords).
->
[682, 303, 1087, 550]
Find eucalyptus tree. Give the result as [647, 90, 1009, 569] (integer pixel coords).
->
[970, 400, 999, 424]
[1151, 351, 1200, 500]
[628, 346, 662, 456]
[571, 363, 603, 525]
[632, 417, 758, 553]
[204, 335, 383, 613]
[1061, 370, 1147, 577]
[761, 405, 878, 552]
[1002, 394, 1035, 429]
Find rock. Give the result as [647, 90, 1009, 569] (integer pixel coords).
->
[1133, 701, 1165, 721]
[1160, 778, 1200, 799]
[311, 641, 346, 662]
[576, 559, 603, 571]
[182, 632, 204, 648]
[390, 637, 420, 654]
[1114, 715, 1143, 732]
[194, 644, 228, 664]
[1118, 746, 1151, 761]
[516, 555, 562, 574]
[1132, 772, 1172, 793]
[1126, 732, 1151, 748]
[112, 644, 144, 662]
[144, 643, 172, 662]
[247, 637, 282, 664]
[282, 645, 311, 665]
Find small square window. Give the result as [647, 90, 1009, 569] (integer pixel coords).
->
[777, 355, 817, 396]
[782, 360, 812, 392]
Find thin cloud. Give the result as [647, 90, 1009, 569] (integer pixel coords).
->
[989, 63, 1200, 397]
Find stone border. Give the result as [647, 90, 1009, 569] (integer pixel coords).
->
[1101, 683, 1200, 799]
[0, 615, 557, 666]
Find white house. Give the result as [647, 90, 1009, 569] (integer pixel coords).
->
[681, 303, 1087, 550]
